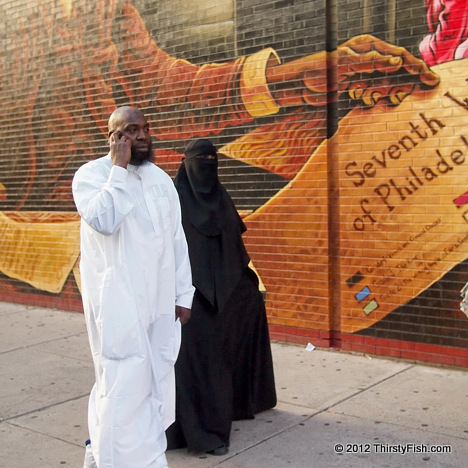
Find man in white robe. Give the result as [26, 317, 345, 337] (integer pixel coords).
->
[72, 106, 194, 468]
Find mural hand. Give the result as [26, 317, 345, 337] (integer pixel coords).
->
[268, 35, 439, 110]
[338, 35, 439, 84]
[347, 78, 417, 107]
[334, 34, 440, 107]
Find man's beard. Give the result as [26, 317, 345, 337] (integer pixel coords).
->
[130, 139, 152, 166]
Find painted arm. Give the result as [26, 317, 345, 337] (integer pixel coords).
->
[81, 2, 440, 138]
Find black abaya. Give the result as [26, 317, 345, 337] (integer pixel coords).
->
[167, 270, 277, 452]
[167, 150, 277, 453]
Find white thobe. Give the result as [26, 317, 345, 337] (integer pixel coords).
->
[72, 155, 194, 468]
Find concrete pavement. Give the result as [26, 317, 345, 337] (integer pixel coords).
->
[1, 301, 467, 467]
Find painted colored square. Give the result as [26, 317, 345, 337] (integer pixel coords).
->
[346, 271, 364, 288]
[363, 299, 378, 315]
[356, 286, 370, 302]
[454, 191, 468, 207]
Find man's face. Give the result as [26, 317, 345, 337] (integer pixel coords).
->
[130, 135, 152, 166]
[111, 112, 152, 165]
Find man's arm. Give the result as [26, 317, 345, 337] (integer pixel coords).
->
[72, 160, 134, 235]
[170, 184, 195, 323]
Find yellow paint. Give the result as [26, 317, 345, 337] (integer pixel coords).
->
[59, 0, 73, 18]
[0, 212, 80, 293]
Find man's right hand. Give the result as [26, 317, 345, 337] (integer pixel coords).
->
[175, 306, 191, 325]
[109, 132, 132, 168]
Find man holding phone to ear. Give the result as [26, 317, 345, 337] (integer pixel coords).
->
[72, 106, 194, 468]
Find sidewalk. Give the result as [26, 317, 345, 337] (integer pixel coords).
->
[1, 301, 467, 467]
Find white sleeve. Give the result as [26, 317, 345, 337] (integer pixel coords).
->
[170, 186, 195, 309]
[72, 164, 134, 235]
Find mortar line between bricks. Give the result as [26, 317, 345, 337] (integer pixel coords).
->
[0, 393, 90, 423]
[216, 365, 416, 464]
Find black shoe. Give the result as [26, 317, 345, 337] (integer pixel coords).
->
[207, 445, 229, 456]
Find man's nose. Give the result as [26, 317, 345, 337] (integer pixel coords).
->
[136, 128, 147, 139]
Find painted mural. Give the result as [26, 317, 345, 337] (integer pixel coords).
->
[0, 0, 467, 357]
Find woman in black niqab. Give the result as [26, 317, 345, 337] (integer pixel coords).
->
[167, 139, 277, 455]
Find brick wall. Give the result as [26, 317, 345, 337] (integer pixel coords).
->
[1, 0, 467, 367]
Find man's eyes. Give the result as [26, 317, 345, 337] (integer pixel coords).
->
[126, 127, 149, 133]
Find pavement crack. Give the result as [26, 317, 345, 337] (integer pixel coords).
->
[0, 332, 88, 356]
[320, 364, 415, 413]
[1, 393, 89, 423]
[4, 420, 84, 448]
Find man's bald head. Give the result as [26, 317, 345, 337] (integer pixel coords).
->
[108, 106, 146, 136]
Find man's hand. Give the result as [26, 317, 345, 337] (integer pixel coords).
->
[175, 305, 191, 325]
[267, 34, 440, 108]
[109, 132, 132, 168]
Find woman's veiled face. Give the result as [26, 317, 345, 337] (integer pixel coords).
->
[193, 153, 216, 160]
[185, 156, 218, 194]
